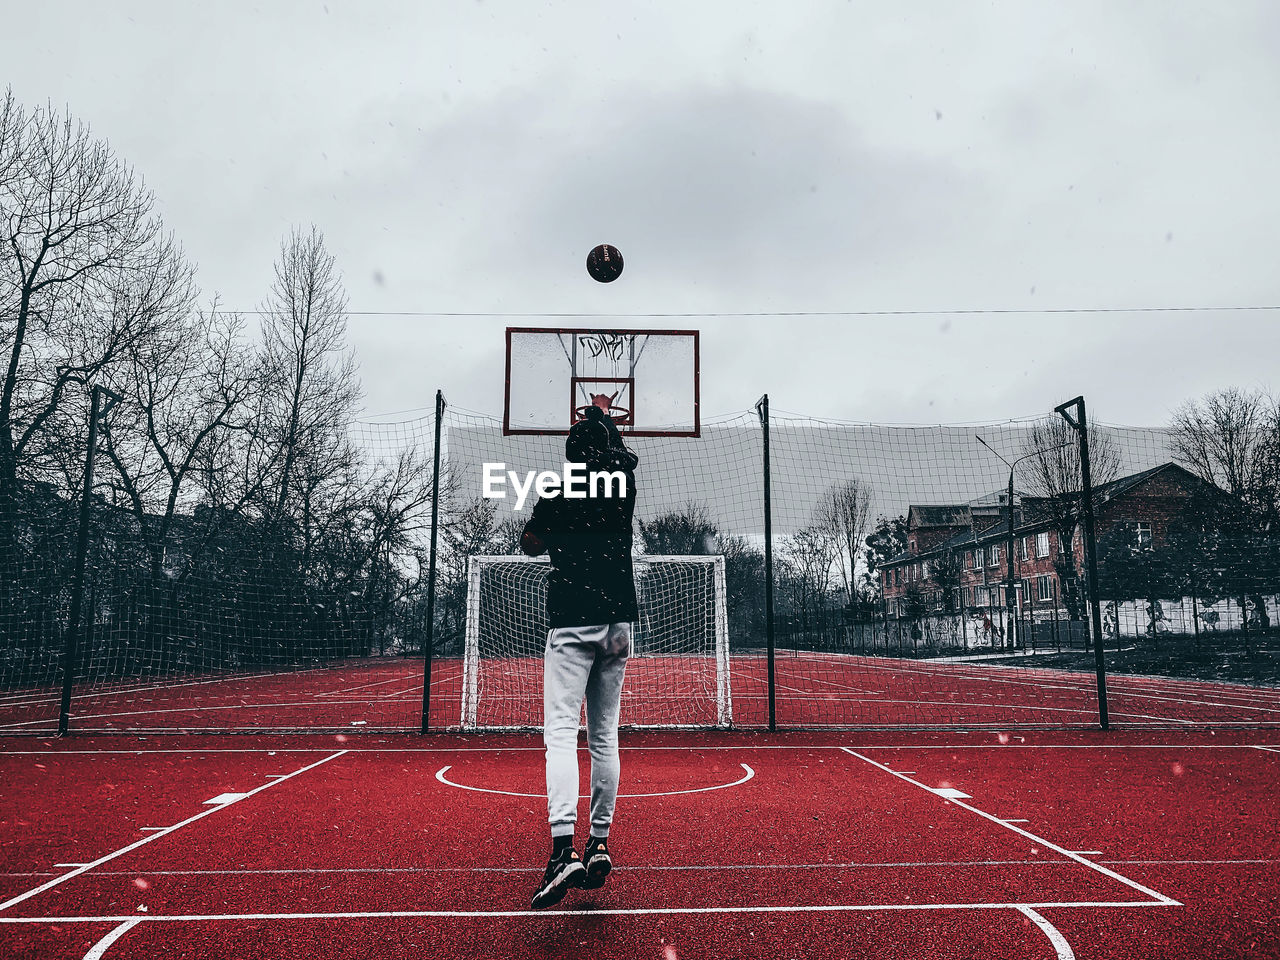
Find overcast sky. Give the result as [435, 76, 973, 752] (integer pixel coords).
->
[9, 1, 1280, 427]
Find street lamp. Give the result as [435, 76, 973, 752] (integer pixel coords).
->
[974, 437, 1070, 650]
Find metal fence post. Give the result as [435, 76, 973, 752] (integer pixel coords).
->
[755, 395, 776, 732]
[59, 384, 118, 736]
[420, 390, 446, 733]
[1055, 396, 1109, 730]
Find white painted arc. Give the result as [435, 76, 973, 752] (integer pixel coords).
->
[1017, 906, 1076, 960]
[434, 763, 755, 798]
[83, 918, 142, 960]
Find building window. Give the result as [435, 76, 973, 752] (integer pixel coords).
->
[1019, 537, 1029, 561]
[1135, 522, 1152, 550]
[922, 560, 931, 579]
[1021, 578, 1031, 603]
[909, 537, 916, 553]
[1036, 532, 1050, 558]
[1037, 576, 1054, 601]
[1058, 530, 1070, 554]
[894, 568, 900, 586]
[988, 545, 1000, 566]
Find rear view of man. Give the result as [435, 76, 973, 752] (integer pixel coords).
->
[520, 397, 638, 909]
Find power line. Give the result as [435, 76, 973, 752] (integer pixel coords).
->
[230, 304, 1280, 318]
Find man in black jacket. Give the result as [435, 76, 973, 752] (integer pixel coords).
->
[521, 397, 638, 909]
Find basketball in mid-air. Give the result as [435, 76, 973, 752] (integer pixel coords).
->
[586, 244, 624, 283]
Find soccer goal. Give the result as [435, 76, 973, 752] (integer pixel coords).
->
[461, 555, 730, 730]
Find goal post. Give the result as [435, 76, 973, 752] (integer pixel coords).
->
[462, 554, 731, 730]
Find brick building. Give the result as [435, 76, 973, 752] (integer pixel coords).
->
[879, 462, 1219, 624]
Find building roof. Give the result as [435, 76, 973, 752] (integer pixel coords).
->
[879, 461, 1214, 571]
[907, 505, 971, 529]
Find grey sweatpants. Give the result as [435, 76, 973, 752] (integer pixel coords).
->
[543, 622, 631, 839]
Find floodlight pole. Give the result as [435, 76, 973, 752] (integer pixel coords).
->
[1055, 396, 1109, 730]
[974, 436, 1023, 651]
[59, 383, 120, 736]
[756, 394, 776, 732]
[421, 390, 446, 734]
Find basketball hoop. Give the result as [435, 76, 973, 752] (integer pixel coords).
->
[574, 403, 633, 426]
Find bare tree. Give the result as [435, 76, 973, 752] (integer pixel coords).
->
[1019, 418, 1120, 620]
[928, 547, 963, 614]
[781, 523, 838, 628]
[256, 225, 360, 536]
[1170, 388, 1280, 638]
[815, 478, 872, 604]
[1171, 388, 1275, 509]
[0, 90, 173, 506]
[99, 297, 254, 581]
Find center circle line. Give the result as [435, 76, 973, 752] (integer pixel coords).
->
[434, 763, 755, 798]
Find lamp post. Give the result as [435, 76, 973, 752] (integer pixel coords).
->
[975, 439, 1071, 651]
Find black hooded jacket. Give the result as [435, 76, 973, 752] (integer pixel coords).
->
[520, 407, 639, 628]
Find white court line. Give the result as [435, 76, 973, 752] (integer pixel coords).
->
[0, 701, 423, 728]
[435, 763, 754, 798]
[0, 666, 341, 709]
[1017, 906, 1075, 960]
[0, 899, 1179, 924]
[12, 856, 1263, 880]
[0, 750, 347, 913]
[840, 748, 1181, 907]
[4, 743, 1279, 756]
[83, 918, 141, 960]
[816, 657, 1280, 718]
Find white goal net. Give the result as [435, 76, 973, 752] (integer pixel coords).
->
[462, 555, 730, 730]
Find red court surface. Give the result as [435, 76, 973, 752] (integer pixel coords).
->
[4, 655, 1279, 732]
[1, 731, 1277, 958]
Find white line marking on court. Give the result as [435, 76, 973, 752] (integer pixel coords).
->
[53, 863, 89, 868]
[435, 763, 755, 799]
[931, 787, 972, 799]
[1017, 906, 1075, 960]
[83, 917, 142, 960]
[3, 856, 1271, 881]
[841, 748, 1181, 907]
[0, 899, 1181, 924]
[1068, 851, 1104, 857]
[1002, 819, 1031, 824]
[0, 750, 347, 914]
[203, 793, 250, 805]
[3, 743, 1278, 757]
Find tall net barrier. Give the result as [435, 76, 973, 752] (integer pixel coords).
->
[429, 408, 765, 729]
[0, 416, 438, 733]
[440, 405, 1279, 730]
[4, 395, 1278, 733]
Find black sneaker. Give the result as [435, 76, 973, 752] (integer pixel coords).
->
[582, 836, 612, 890]
[531, 849, 585, 909]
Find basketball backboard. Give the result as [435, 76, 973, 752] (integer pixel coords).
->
[503, 327, 700, 437]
